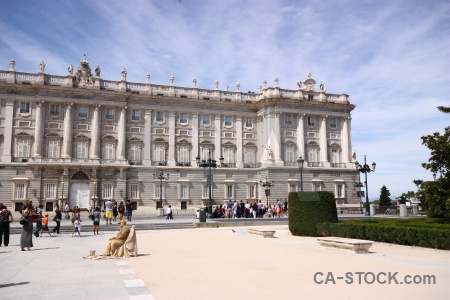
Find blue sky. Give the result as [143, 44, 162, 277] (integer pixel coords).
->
[1, 0, 449, 198]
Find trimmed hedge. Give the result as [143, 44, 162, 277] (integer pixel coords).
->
[289, 191, 338, 236]
[316, 219, 450, 250]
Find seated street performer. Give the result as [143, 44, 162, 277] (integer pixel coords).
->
[103, 220, 130, 256]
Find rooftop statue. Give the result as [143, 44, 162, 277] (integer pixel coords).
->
[121, 68, 127, 81]
[74, 55, 94, 87]
[95, 65, 101, 78]
[68, 64, 73, 75]
[39, 60, 46, 73]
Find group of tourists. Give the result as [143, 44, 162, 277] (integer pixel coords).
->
[0, 199, 135, 251]
[210, 199, 288, 219]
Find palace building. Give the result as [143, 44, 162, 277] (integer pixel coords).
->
[0, 56, 360, 213]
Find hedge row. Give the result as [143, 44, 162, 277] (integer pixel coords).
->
[288, 191, 337, 236]
[316, 221, 450, 250]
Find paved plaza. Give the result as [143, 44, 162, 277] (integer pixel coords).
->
[1, 216, 449, 300]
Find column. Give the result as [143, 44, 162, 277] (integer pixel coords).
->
[256, 116, 263, 163]
[341, 117, 349, 163]
[168, 111, 176, 166]
[262, 113, 269, 162]
[61, 103, 73, 158]
[191, 113, 199, 166]
[235, 116, 243, 168]
[319, 115, 328, 164]
[348, 117, 353, 162]
[214, 115, 221, 161]
[297, 114, 305, 160]
[89, 105, 100, 159]
[1, 100, 14, 162]
[33, 101, 44, 158]
[116, 106, 126, 160]
[273, 112, 282, 165]
[143, 110, 152, 166]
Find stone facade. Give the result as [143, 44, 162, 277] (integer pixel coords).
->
[0, 56, 360, 213]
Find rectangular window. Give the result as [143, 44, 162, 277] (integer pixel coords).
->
[202, 114, 211, 126]
[130, 184, 139, 199]
[308, 148, 318, 162]
[244, 149, 255, 164]
[18, 140, 29, 157]
[106, 108, 115, 119]
[180, 185, 189, 199]
[289, 184, 297, 192]
[285, 147, 295, 162]
[178, 145, 189, 163]
[20, 102, 30, 114]
[78, 107, 88, 118]
[49, 104, 60, 116]
[155, 184, 163, 199]
[307, 116, 315, 127]
[226, 185, 234, 198]
[156, 111, 165, 122]
[330, 149, 340, 164]
[308, 95, 314, 101]
[248, 184, 256, 198]
[45, 183, 57, 199]
[104, 142, 115, 160]
[223, 148, 234, 163]
[224, 116, 232, 127]
[131, 109, 141, 121]
[202, 185, 209, 198]
[201, 148, 212, 161]
[179, 113, 188, 124]
[15, 182, 26, 199]
[336, 184, 345, 198]
[285, 114, 292, 126]
[103, 183, 113, 199]
[47, 140, 59, 158]
[329, 117, 337, 129]
[245, 118, 253, 128]
[314, 183, 321, 191]
[155, 145, 165, 162]
[130, 144, 141, 161]
[76, 141, 88, 158]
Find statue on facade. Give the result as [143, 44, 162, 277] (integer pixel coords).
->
[39, 60, 45, 73]
[121, 68, 127, 81]
[95, 65, 101, 77]
[10, 60, 15, 71]
[74, 55, 94, 87]
[320, 82, 326, 92]
[236, 82, 240, 91]
[170, 75, 174, 85]
[297, 79, 302, 89]
[267, 146, 273, 159]
[215, 80, 219, 90]
[146, 73, 150, 83]
[193, 78, 197, 87]
[68, 64, 73, 75]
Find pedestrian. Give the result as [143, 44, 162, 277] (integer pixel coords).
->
[52, 206, 62, 234]
[125, 199, 132, 222]
[0, 202, 13, 246]
[92, 206, 101, 235]
[40, 214, 52, 237]
[64, 203, 70, 219]
[166, 205, 173, 220]
[72, 218, 81, 237]
[112, 201, 118, 222]
[34, 204, 44, 237]
[20, 200, 35, 251]
[118, 201, 125, 221]
[104, 199, 113, 225]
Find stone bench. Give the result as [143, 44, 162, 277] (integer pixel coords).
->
[316, 237, 373, 254]
[247, 229, 276, 238]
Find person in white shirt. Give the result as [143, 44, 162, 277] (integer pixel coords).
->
[166, 205, 173, 220]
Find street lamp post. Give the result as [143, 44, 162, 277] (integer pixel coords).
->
[355, 155, 376, 216]
[196, 151, 223, 214]
[92, 175, 98, 209]
[259, 176, 274, 208]
[153, 170, 169, 210]
[297, 156, 305, 191]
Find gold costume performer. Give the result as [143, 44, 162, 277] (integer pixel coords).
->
[103, 220, 130, 256]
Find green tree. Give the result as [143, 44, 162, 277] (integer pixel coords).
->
[379, 185, 392, 206]
[414, 105, 450, 217]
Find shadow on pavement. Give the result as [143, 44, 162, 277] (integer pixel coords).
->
[0, 282, 30, 288]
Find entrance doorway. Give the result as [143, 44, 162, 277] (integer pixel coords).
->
[69, 182, 90, 209]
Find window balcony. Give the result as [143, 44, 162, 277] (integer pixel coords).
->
[152, 161, 167, 166]
[176, 162, 191, 167]
[221, 163, 236, 168]
[243, 163, 261, 168]
[331, 163, 346, 168]
[284, 161, 297, 166]
[129, 160, 142, 165]
[308, 162, 323, 167]
[12, 157, 29, 162]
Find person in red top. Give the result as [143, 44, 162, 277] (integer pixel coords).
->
[40, 214, 52, 237]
